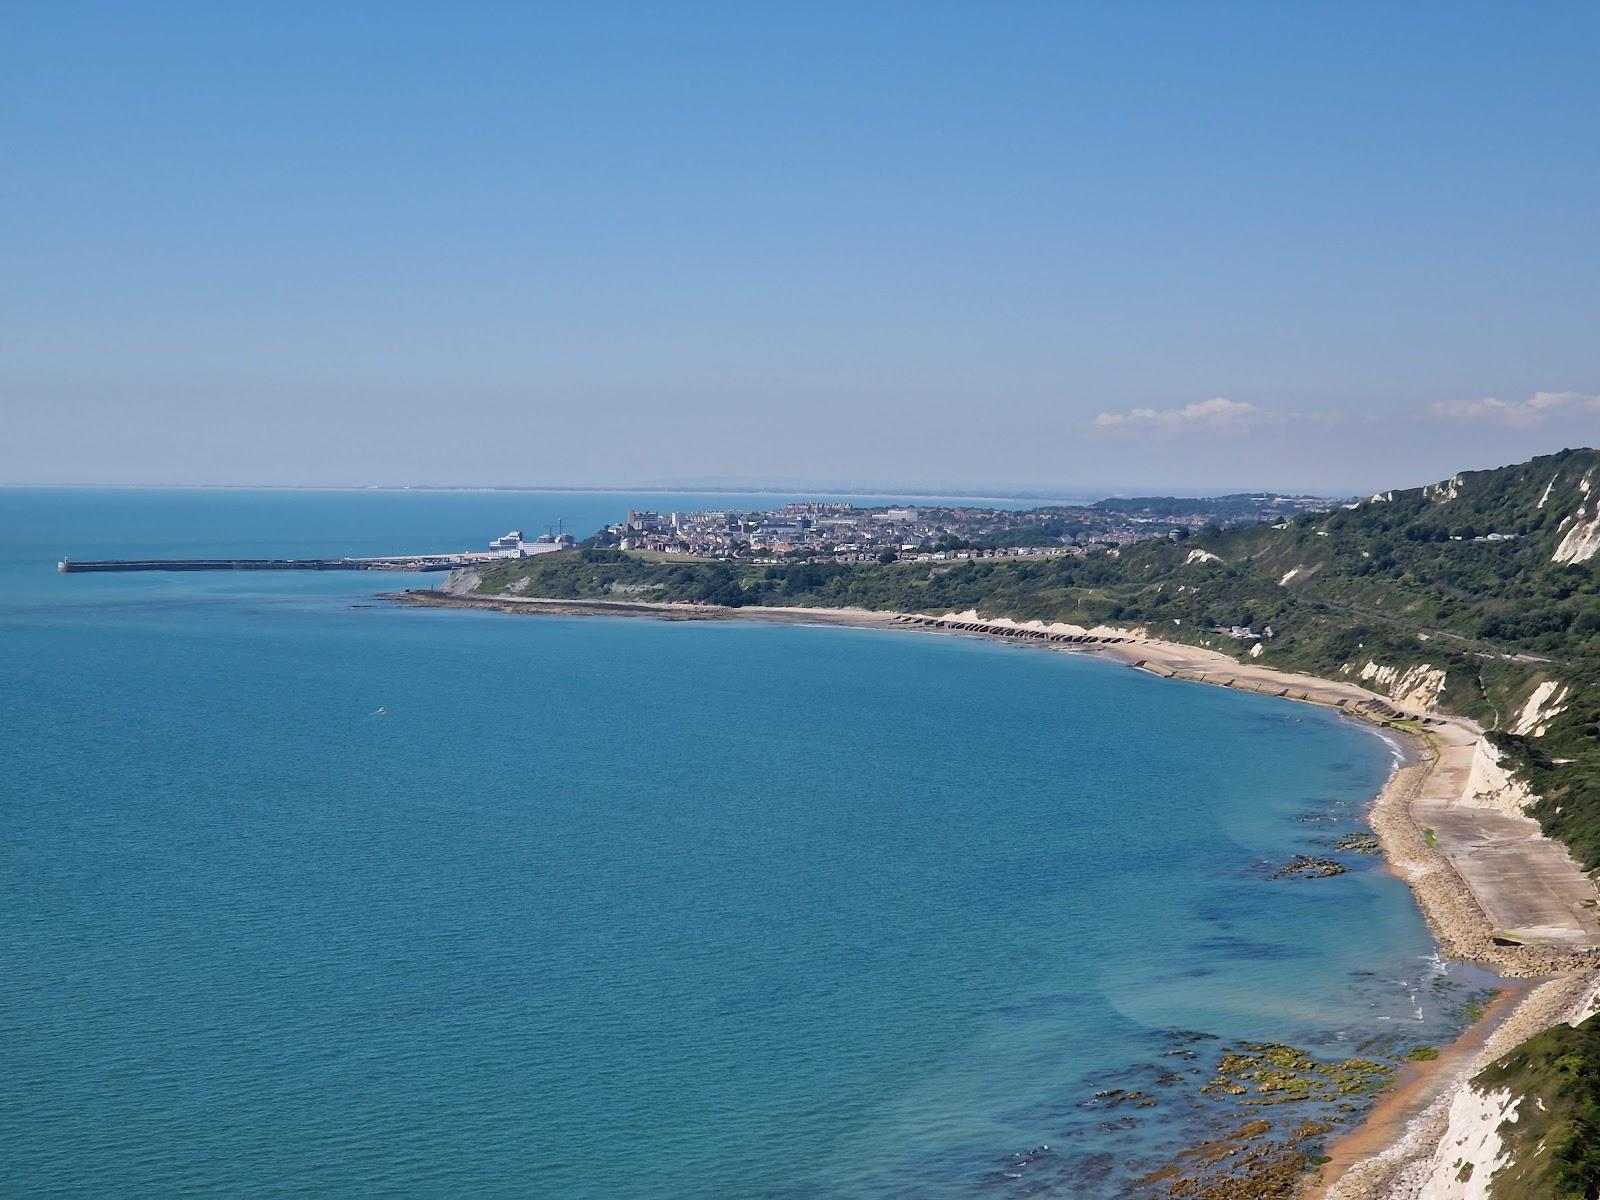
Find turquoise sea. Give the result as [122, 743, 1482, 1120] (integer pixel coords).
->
[1, 489, 1490, 1198]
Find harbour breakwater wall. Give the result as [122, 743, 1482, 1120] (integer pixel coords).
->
[58, 555, 491, 574]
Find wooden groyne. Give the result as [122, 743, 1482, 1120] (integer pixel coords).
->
[887, 613, 1136, 645]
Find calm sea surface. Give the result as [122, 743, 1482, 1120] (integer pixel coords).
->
[1, 489, 1487, 1198]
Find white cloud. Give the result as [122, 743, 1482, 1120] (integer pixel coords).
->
[1429, 391, 1600, 428]
[1094, 396, 1260, 431]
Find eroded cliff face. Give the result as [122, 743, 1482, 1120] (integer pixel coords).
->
[1551, 466, 1600, 565]
[1509, 680, 1569, 737]
[1462, 740, 1538, 816]
[1414, 1086, 1519, 1200]
[1410, 1006, 1600, 1199]
[1455, 678, 1572, 816]
[1347, 660, 1448, 712]
[443, 566, 483, 595]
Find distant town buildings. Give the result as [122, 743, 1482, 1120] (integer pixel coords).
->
[595, 494, 1337, 563]
[487, 529, 575, 558]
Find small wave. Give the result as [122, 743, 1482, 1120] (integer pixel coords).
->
[1362, 725, 1408, 769]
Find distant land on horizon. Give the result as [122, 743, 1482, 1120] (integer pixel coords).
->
[12, 445, 1596, 502]
[2, 480, 1336, 505]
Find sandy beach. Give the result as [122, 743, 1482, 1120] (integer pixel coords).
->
[391, 588, 1600, 1194]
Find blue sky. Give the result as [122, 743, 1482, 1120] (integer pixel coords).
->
[4, 2, 1598, 493]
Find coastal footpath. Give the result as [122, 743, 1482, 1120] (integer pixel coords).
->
[395, 584, 1600, 1196]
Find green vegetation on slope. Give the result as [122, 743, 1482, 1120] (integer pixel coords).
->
[1473, 1011, 1600, 1199]
[474, 448, 1600, 864]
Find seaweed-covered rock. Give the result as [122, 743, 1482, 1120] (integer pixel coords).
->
[1268, 855, 1348, 880]
[1334, 832, 1381, 855]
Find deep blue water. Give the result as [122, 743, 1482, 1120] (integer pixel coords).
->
[1, 490, 1485, 1197]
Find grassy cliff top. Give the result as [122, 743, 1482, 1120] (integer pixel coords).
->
[1473, 1009, 1600, 1199]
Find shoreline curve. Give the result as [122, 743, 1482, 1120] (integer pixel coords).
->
[387, 588, 1600, 1195]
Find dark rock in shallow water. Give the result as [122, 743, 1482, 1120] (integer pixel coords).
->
[1268, 854, 1348, 880]
[1142, 1117, 1334, 1199]
[1078, 1087, 1125, 1108]
[1077, 1088, 1153, 1110]
[1334, 831, 1381, 854]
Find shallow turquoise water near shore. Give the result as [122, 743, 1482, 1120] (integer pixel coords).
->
[1, 490, 1487, 1197]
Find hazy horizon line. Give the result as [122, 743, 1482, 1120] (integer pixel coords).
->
[0, 480, 1356, 504]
